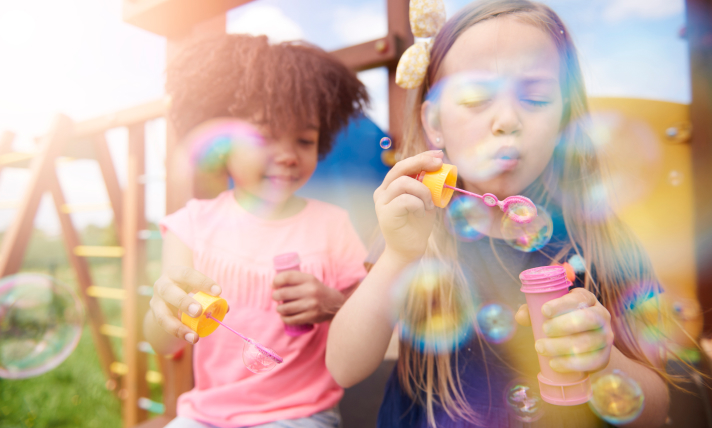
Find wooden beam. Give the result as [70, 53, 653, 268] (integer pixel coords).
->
[47, 168, 119, 388]
[0, 115, 73, 276]
[387, 0, 413, 144]
[331, 33, 402, 72]
[686, 0, 712, 334]
[73, 98, 167, 140]
[93, 134, 124, 244]
[123, 0, 251, 37]
[122, 123, 150, 427]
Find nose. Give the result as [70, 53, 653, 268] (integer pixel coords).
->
[491, 97, 522, 136]
[272, 139, 298, 165]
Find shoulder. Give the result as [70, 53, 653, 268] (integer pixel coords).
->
[183, 191, 233, 218]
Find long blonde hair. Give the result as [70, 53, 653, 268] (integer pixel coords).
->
[396, 1, 671, 425]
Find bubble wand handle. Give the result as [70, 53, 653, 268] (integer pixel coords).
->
[205, 313, 284, 364]
[519, 266, 591, 406]
[442, 184, 483, 200]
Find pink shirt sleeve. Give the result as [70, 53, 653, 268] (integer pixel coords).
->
[331, 211, 368, 290]
[159, 200, 197, 250]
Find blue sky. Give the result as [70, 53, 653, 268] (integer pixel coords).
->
[0, 0, 691, 234]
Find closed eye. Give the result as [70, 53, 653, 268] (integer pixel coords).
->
[522, 99, 551, 108]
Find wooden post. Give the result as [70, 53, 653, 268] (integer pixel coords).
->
[93, 134, 125, 245]
[47, 168, 118, 386]
[686, 0, 712, 334]
[122, 123, 150, 426]
[387, 0, 413, 145]
[0, 115, 73, 276]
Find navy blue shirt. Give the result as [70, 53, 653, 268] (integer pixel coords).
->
[377, 202, 612, 428]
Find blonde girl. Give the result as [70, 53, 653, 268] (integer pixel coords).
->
[327, 1, 670, 427]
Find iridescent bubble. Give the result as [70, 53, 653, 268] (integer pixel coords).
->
[242, 341, 278, 374]
[476, 302, 516, 344]
[391, 260, 477, 353]
[0, 274, 84, 379]
[504, 379, 544, 422]
[589, 370, 644, 424]
[501, 204, 553, 252]
[380, 137, 392, 150]
[668, 170, 683, 186]
[186, 118, 264, 172]
[445, 195, 492, 242]
[567, 254, 586, 273]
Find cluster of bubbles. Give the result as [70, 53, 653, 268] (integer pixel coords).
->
[504, 379, 544, 422]
[589, 370, 645, 424]
[501, 204, 553, 252]
[445, 195, 493, 242]
[379, 137, 392, 150]
[242, 340, 279, 374]
[0, 274, 84, 379]
[476, 302, 516, 344]
[391, 260, 477, 353]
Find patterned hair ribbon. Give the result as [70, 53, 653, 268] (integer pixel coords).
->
[395, 0, 446, 89]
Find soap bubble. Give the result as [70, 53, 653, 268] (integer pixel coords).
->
[501, 204, 553, 252]
[242, 341, 278, 374]
[504, 379, 544, 422]
[589, 370, 644, 424]
[186, 118, 264, 172]
[502, 197, 537, 224]
[380, 137, 392, 150]
[445, 195, 492, 242]
[0, 274, 84, 379]
[391, 260, 477, 353]
[476, 302, 516, 344]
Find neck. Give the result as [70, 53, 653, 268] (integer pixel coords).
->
[232, 187, 305, 220]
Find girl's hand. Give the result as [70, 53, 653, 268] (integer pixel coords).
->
[150, 266, 223, 345]
[272, 272, 345, 324]
[373, 150, 444, 263]
[515, 288, 614, 373]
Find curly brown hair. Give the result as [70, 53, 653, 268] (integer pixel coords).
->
[166, 34, 369, 159]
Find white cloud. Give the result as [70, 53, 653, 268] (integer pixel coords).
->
[603, 0, 684, 22]
[331, 2, 387, 46]
[226, 4, 305, 43]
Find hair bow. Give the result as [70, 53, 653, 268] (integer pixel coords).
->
[395, 0, 446, 89]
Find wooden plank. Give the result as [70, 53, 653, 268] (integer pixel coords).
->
[93, 134, 124, 244]
[0, 115, 73, 276]
[73, 98, 168, 140]
[122, 123, 150, 426]
[74, 246, 125, 258]
[387, 0, 413, 145]
[331, 33, 401, 72]
[47, 168, 119, 387]
[0, 131, 17, 174]
[87, 285, 127, 300]
[123, 0, 251, 37]
[686, 0, 712, 333]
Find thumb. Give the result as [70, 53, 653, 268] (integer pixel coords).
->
[515, 304, 531, 327]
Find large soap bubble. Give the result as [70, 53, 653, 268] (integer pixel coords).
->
[504, 379, 544, 422]
[0, 274, 84, 379]
[589, 370, 644, 424]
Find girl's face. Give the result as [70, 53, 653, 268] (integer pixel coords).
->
[423, 16, 564, 197]
[226, 121, 319, 206]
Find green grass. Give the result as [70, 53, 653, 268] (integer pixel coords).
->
[1, 224, 166, 427]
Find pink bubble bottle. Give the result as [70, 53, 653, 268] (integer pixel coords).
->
[273, 253, 314, 336]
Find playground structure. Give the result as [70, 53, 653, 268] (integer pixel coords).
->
[0, 1, 710, 427]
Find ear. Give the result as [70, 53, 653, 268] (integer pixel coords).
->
[421, 100, 445, 149]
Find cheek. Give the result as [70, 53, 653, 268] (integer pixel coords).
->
[439, 109, 490, 153]
[227, 146, 268, 184]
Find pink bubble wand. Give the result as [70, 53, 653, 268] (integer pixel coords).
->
[443, 184, 537, 224]
[205, 313, 283, 364]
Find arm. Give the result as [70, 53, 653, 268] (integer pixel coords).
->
[143, 231, 222, 356]
[326, 151, 445, 387]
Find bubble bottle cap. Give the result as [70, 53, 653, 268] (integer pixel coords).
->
[181, 291, 229, 337]
[412, 163, 458, 208]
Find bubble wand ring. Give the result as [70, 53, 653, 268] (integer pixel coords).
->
[205, 313, 283, 364]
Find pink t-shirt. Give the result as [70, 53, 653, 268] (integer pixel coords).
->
[160, 190, 368, 427]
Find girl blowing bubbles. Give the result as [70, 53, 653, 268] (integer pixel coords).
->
[327, 1, 671, 427]
[145, 35, 369, 428]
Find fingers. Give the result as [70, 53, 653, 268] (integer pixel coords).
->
[549, 343, 612, 373]
[273, 271, 313, 289]
[272, 282, 317, 302]
[376, 151, 444, 198]
[515, 304, 531, 326]
[536, 328, 614, 357]
[541, 287, 597, 318]
[378, 176, 436, 212]
[154, 276, 203, 317]
[543, 305, 610, 337]
[281, 311, 317, 326]
[164, 265, 221, 296]
[149, 297, 199, 344]
[276, 299, 314, 317]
